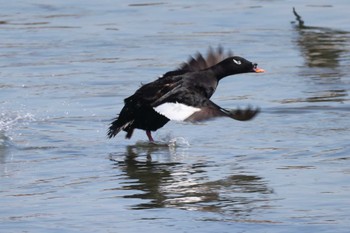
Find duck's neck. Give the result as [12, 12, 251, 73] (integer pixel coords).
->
[211, 63, 233, 81]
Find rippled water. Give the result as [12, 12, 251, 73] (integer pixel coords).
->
[1, 1, 350, 232]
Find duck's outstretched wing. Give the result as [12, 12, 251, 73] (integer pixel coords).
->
[161, 46, 233, 78]
[184, 99, 259, 122]
[153, 93, 259, 123]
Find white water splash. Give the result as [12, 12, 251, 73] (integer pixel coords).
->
[168, 137, 190, 148]
[155, 132, 190, 148]
[0, 112, 35, 133]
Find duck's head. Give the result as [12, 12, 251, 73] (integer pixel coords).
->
[214, 56, 265, 80]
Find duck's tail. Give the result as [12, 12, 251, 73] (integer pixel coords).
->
[107, 103, 136, 139]
[107, 117, 134, 139]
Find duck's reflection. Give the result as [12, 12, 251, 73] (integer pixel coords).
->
[289, 7, 350, 104]
[111, 144, 177, 209]
[110, 144, 273, 216]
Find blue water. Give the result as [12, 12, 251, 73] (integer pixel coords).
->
[1, 1, 350, 232]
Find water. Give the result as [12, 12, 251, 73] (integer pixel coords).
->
[1, 1, 350, 232]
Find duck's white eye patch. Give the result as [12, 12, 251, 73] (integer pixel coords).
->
[233, 59, 241, 65]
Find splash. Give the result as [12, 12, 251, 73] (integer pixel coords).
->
[133, 134, 190, 148]
[154, 132, 190, 148]
[133, 137, 190, 148]
[168, 137, 190, 148]
[0, 111, 35, 135]
[0, 111, 36, 149]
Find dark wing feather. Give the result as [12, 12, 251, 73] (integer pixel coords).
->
[185, 106, 227, 122]
[185, 97, 259, 122]
[223, 107, 260, 121]
[161, 46, 233, 78]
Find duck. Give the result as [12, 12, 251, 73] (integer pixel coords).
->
[108, 46, 264, 142]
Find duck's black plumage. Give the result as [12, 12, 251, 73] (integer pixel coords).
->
[108, 47, 264, 141]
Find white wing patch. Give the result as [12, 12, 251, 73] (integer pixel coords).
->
[154, 102, 201, 121]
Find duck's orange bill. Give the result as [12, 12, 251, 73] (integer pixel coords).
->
[254, 67, 265, 73]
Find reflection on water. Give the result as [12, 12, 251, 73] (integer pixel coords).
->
[281, 89, 348, 103]
[289, 7, 350, 104]
[292, 7, 349, 69]
[110, 144, 273, 217]
[0, 134, 10, 164]
[110, 144, 177, 209]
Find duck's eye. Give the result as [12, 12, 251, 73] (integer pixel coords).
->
[253, 63, 258, 68]
[233, 59, 241, 65]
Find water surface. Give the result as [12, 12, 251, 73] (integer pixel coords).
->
[1, 1, 350, 232]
